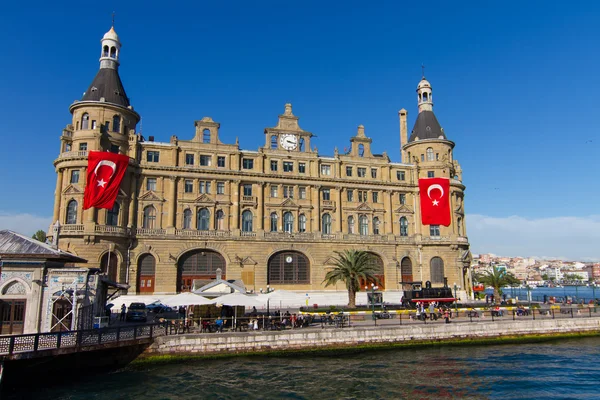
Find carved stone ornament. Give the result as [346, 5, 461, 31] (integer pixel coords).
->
[2, 281, 27, 295]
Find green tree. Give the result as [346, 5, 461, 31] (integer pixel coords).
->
[32, 230, 47, 243]
[322, 250, 380, 308]
[474, 265, 520, 304]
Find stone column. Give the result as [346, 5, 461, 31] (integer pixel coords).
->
[256, 183, 264, 230]
[385, 190, 393, 234]
[127, 174, 138, 228]
[335, 187, 342, 232]
[312, 185, 321, 232]
[167, 177, 177, 229]
[52, 168, 63, 223]
[231, 180, 240, 230]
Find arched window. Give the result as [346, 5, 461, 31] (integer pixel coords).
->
[106, 202, 119, 226]
[215, 210, 224, 230]
[400, 257, 413, 283]
[283, 212, 294, 233]
[268, 251, 310, 284]
[298, 214, 306, 233]
[373, 217, 380, 235]
[358, 144, 365, 157]
[400, 217, 409, 236]
[347, 216, 355, 234]
[183, 209, 192, 229]
[423, 92, 428, 101]
[110, 46, 116, 58]
[426, 147, 434, 161]
[322, 213, 331, 234]
[66, 200, 78, 224]
[112, 115, 121, 133]
[143, 206, 156, 229]
[430, 257, 444, 284]
[203, 129, 211, 143]
[103, 45, 109, 57]
[138, 254, 156, 293]
[242, 210, 253, 232]
[81, 113, 89, 130]
[299, 138, 305, 152]
[271, 135, 277, 149]
[359, 215, 368, 235]
[198, 208, 210, 231]
[270, 212, 278, 232]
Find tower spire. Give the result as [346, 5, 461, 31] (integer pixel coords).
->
[99, 24, 121, 70]
[416, 74, 433, 113]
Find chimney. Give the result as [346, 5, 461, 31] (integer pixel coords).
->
[399, 109, 408, 162]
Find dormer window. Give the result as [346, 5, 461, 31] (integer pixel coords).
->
[203, 129, 211, 144]
[271, 135, 277, 149]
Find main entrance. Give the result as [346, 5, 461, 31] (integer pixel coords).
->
[0, 299, 26, 335]
[177, 250, 226, 292]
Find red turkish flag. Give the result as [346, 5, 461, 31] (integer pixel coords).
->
[83, 151, 130, 210]
[419, 178, 451, 226]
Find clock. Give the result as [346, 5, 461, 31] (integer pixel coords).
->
[285, 256, 293, 263]
[279, 134, 298, 150]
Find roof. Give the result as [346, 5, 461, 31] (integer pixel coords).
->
[0, 230, 87, 263]
[81, 68, 130, 107]
[408, 110, 446, 142]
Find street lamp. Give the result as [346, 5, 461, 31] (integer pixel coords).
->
[365, 282, 379, 320]
[526, 284, 531, 308]
[453, 283, 460, 316]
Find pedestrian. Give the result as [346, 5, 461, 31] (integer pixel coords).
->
[502, 294, 507, 302]
[485, 294, 489, 305]
[429, 302, 436, 320]
[120, 304, 126, 322]
[444, 308, 451, 324]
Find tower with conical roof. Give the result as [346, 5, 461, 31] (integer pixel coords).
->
[51, 25, 141, 281]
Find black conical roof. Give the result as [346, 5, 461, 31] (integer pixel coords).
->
[408, 110, 446, 142]
[81, 68, 130, 107]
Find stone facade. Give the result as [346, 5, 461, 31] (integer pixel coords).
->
[48, 26, 471, 297]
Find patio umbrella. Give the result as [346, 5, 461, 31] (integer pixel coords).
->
[212, 293, 264, 329]
[163, 293, 213, 307]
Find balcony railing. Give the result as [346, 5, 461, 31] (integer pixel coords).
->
[60, 224, 85, 233]
[175, 229, 231, 237]
[240, 231, 256, 237]
[58, 151, 88, 159]
[342, 233, 388, 242]
[241, 196, 256, 203]
[95, 225, 129, 235]
[264, 232, 315, 240]
[135, 228, 167, 236]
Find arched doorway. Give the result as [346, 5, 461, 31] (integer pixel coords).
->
[267, 251, 310, 285]
[400, 257, 413, 283]
[100, 252, 118, 282]
[430, 257, 445, 284]
[177, 250, 226, 292]
[137, 254, 156, 293]
[360, 253, 385, 290]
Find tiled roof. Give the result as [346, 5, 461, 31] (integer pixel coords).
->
[408, 110, 446, 142]
[81, 68, 130, 107]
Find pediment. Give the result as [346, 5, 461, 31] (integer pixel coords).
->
[323, 256, 338, 265]
[356, 203, 372, 211]
[395, 205, 414, 214]
[194, 194, 215, 204]
[139, 191, 163, 202]
[280, 198, 299, 208]
[62, 185, 83, 195]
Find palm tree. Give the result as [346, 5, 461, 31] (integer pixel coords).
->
[323, 250, 380, 308]
[474, 265, 520, 305]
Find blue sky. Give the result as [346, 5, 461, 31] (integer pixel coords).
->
[0, 1, 598, 260]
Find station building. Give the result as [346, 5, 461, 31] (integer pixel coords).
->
[48, 26, 472, 299]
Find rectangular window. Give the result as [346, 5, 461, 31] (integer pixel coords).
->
[270, 160, 278, 172]
[271, 185, 278, 198]
[421, 154, 425, 162]
[243, 184, 253, 196]
[299, 186, 307, 199]
[400, 193, 406, 205]
[371, 168, 377, 178]
[321, 165, 331, 176]
[242, 158, 254, 169]
[79, 143, 88, 151]
[147, 151, 159, 162]
[322, 188, 330, 201]
[199, 181, 211, 194]
[347, 190, 354, 202]
[91, 120, 97, 129]
[357, 168, 366, 177]
[430, 225, 440, 237]
[185, 154, 195, 165]
[372, 191, 379, 203]
[358, 190, 367, 202]
[217, 182, 225, 194]
[200, 155, 212, 166]
[146, 178, 157, 191]
[185, 179, 193, 193]
[70, 170, 80, 184]
[217, 156, 225, 167]
[283, 161, 293, 172]
[299, 163, 306, 173]
[397, 171, 405, 181]
[283, 186, 294, 199]
[346, 166, 353, 177]
[427, 171, 435, 178]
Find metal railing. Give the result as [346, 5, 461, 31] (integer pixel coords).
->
[0, 322, 168, 357]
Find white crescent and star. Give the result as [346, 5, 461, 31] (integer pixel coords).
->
[94, 160, 117, 189]
[427, 183, 444, 206]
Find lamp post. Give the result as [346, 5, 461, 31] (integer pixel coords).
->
[526, 284, 531, 308]
[365, 282, 379, 320]
[453, 283, 460, 316]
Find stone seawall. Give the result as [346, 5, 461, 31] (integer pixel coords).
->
[144, 318, 600, 357]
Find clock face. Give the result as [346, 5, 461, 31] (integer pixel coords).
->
[285, 256, 293, 263]
[279, 134, 298, 150]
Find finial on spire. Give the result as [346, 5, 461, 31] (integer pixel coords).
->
[421, 63, 425, 78]
[112, 11, 115, 27]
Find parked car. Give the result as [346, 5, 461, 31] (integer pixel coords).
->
[146, 301, 173, 314]
[126, 302, 148, 322]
